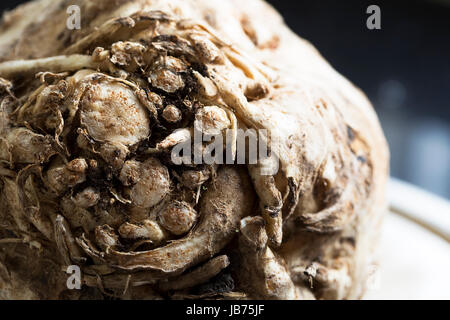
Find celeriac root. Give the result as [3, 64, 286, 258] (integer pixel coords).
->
[0, 0, 388, 300]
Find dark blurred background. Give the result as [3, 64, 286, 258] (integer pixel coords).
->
[264, 0, 450, 199]
[1, 0, 449, 199]
[269, 0, 450, 198]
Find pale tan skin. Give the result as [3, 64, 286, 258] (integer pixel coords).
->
[0, 0, 388, 300]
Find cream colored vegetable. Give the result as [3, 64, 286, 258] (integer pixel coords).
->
[0, 0, 388, 300]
